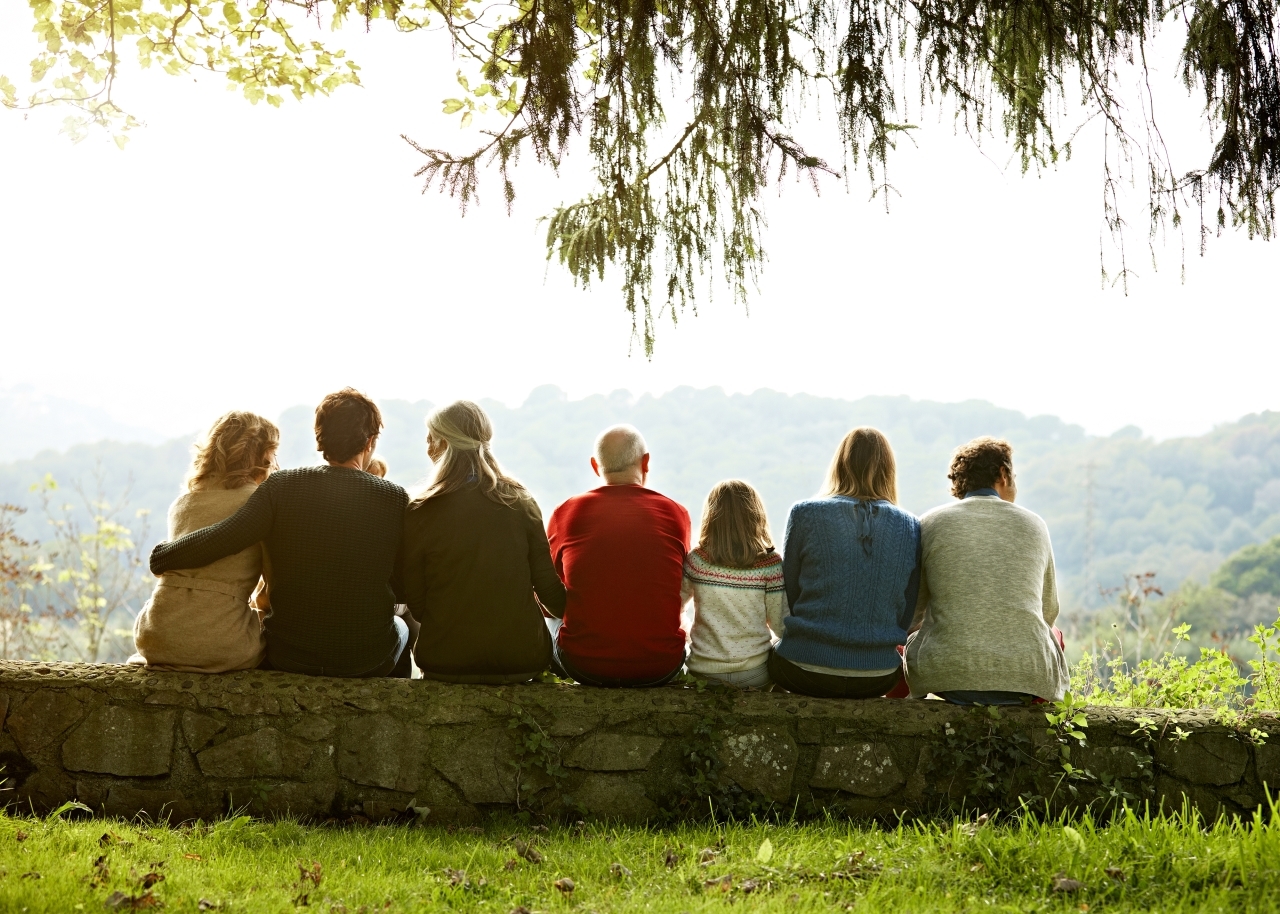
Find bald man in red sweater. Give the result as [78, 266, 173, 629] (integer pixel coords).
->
[545, 424, 691, 687]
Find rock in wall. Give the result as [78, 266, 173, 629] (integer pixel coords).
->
[0, 662, 1274, 824]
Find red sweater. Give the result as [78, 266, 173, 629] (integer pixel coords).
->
[547, 485, 691, 680]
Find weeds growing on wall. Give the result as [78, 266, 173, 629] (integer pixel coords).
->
[1070, 614, 1280, 725]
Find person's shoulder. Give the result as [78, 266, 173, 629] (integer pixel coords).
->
[1001, 500, 1050, 532]
[875, 501, 919, 524]
[920, 500, 966, 525]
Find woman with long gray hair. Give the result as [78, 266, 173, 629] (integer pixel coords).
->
[397, 400, 566, 683]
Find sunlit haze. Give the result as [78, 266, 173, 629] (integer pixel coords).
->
[0, 12, 1273, 443]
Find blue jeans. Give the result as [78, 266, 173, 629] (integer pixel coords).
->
[694, 662, 771, 689]
[267, 616, 411, 678]
[939, 690, 1038, 706]
[544, 617, 685, 688]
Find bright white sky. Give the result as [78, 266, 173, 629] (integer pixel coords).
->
[0, 12, 1273, 441]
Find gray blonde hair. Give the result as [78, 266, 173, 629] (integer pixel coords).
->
[594, 424, 647, 474]
[415, 400, 525, 506]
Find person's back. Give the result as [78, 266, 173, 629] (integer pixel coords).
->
[400, 400, 566, 683]
[778, 496, 919, 668]
[150, 388, 411, 678]
[546, 425, 690, 686]
[904, 437, 1068, 702]
[769, 427, 920, 699]
[254, 466, 406, 670]
[134, 413, 276, 673]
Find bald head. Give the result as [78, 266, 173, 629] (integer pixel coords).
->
[592, 425, 649, 485]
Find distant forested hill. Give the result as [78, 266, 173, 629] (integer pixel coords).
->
[4, 386, 1280, 609]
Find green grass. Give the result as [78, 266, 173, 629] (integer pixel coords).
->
[0, 808, 1277, 912]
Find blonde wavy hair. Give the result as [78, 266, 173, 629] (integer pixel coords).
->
[823, 427, 899, 504]
[415, 400, 525, 506]
[187, 411, 280, 493]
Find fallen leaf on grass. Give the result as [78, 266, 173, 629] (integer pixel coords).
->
[970, 863, 985, 873]
[698, 847, 718, 866]
[554, 877, 575, 894]
[196, 902, 221, 912]
[85, 855, 110, 888]
[445, 868, 468, 888]
[663, 848, 679, 868]
[141, 872, 164, 890]
[531, 825, 549, 834]
[703, 874, 733, 892]
[1104, 867, 1125, 881]
[740, 879, 759, 894]
[609, 863, 632, 879]
[504, 859, 518, 872]
[1078, 904, 1091, 912]
[21, 871, 40, 879]
[104, 891, 162, 909]
[183, 854, 202, 862]
[515, 840, 543, 864]
[510, 907, 532, 914]
[1052, 873, 1086, 893]
[99, 832, 132, 849]
[960, 814, 991, 838]
[14, 830, 27, 842]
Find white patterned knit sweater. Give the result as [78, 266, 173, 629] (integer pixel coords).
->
[680, 548, 789, 674]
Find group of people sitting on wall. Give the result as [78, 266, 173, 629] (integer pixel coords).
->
[136, 387, 1069, 705]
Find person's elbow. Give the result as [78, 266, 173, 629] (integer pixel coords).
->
[147, 545, 166, 577]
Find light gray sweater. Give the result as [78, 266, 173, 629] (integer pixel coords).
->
[903, 495, 1068, 700]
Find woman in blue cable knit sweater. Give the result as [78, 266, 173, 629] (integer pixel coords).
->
[769, 427, 921, 698]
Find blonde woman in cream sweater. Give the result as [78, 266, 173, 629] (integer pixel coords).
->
[131, 411, 278, 673]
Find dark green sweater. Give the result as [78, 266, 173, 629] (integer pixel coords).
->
[399, 484, 565, 683]
[149, 467, 408, 675]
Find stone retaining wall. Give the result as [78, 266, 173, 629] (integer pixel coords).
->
[0, 662, 1275, 824]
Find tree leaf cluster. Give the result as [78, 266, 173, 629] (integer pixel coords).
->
[5, 0, 1277, 346]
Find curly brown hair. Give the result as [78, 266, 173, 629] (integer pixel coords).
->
[947, 437, 1013, 498]
[314, 388, 383, 464]
[187, 411, 280, 492]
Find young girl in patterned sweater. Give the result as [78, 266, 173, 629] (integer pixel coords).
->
[680, 480, 788, 688]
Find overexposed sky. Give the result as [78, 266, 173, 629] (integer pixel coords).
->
[0, 12, 1274, 441]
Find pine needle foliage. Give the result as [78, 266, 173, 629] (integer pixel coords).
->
[5, 0, 1278, 350]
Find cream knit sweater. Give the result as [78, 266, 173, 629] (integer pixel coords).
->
[903, 495, 1068, 700]
[132, 484, 266, 673]
[680, 548, 788, 674]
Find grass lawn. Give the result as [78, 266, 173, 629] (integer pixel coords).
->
[0, 808, 1275, 913]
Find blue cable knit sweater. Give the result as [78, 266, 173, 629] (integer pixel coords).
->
[776, 496, 921, 671]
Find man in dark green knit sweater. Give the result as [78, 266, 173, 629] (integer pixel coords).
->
[149, 389, 410, 677]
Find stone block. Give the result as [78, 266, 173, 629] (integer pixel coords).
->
[289, 716, 335, 742]
[1155, 776, 1238, 821]
[574, 773, 659, 820]
[182, 711, 226, 753]
[0, 693, 10, 730]
[433, 727, 520, 804]
[1072, 745, 1151, 780]
[548, 714, 601, 737]
[16, 769, 78, 814]
[197, 728, 313, 779]
[565, 733, 664, 771]
[62, 706, 176, 777]
[1155, 734, 1249, 786]
[810, 743, 906, 798]
[7, 690, 84, 754]
[337, 715, 428, 792]
[220, 693, 283, 716]
[717, 727, 798, 801]
[103, 786, 194, 823]
[1255, 742, 1280, 791]
[232, 781, 337, 818]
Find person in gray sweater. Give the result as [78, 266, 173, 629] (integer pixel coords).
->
[903, 437, 1068, 704]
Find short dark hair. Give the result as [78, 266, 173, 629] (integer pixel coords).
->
[314, 388, 383, 463]
[947, 437, 1013, 498]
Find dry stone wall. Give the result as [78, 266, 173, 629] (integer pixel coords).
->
[0, 662, 1276, 824]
